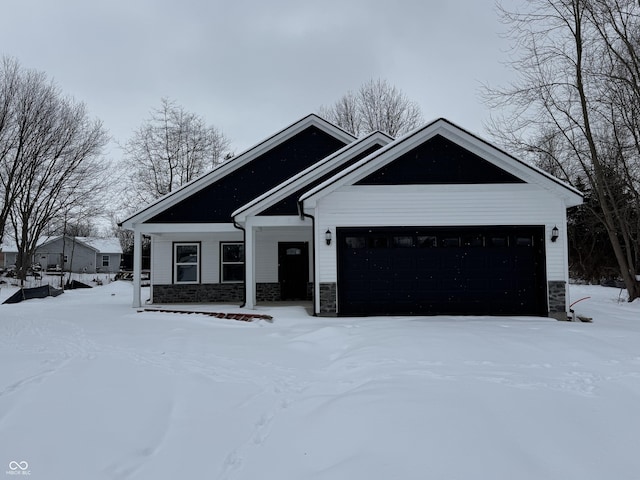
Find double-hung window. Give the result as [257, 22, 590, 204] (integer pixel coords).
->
[221, 243, 244, 282]
[174, 243, 200, 283]
[102, 255, 110, 267]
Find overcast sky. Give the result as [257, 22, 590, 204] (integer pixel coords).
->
[1, 0, 513, 158]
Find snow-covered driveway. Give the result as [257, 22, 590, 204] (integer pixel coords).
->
[1, 281, 639, 479]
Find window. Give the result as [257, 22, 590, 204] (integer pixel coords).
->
[369, 236, 389, 248]
[221, 243, 244, 282]
[462, 234, 484, 247]
[515, 236, 534, 247]
[174, 243, 200, 283]
[489, 236, 508, 247]
[441, 236, 461, 247]
[417, 235, 438, 248]
[393, 236, 414, 248]
[102, 255, 110, 267]
[345, 236, 366, 249]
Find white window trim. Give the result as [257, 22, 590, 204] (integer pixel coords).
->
[174, 242, 200, 284]
[220, 242, 244, 283]
[102, 255, 110, 267]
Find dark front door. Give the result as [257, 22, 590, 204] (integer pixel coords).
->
[278, 242, 309, 300]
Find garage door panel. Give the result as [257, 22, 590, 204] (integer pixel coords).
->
[337, 226, 547, 316]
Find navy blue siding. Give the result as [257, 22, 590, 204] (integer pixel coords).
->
[260, 143, 385, 216]
[148, 126, 348, 223]
[356, 135, 525, 185]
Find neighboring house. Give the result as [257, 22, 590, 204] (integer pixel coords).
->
[1, 236, 123, 274]
[1, 239, 24, 270]
[121, 114, 583, 318]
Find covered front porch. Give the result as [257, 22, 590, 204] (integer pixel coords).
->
[241, 215, 314, 309]
[128, 219, 314, 309]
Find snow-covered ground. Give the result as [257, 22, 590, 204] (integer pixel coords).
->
[1, 280, 639, 480]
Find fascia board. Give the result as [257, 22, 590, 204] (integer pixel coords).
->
[134, 223, 239, 234]
[120, 114, 356, 228]
[232, 131, 393, 222]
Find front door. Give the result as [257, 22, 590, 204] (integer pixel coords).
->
[278, 242, 309, 300]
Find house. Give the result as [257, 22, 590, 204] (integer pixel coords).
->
[1, 236, 123, 274]
[121, 114, 583, 318]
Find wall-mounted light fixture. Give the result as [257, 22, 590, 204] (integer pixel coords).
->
[325, 229, 332, 246]
[551, 225, 559, 242]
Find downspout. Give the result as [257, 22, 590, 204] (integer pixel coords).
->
[232, 219, 247, 308]
[298, 199, 318, 316]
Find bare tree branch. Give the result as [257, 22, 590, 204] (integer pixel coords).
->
[485, 0, 640, 301]
[120, 98, 231, 211]
[319, 79, 423, 137]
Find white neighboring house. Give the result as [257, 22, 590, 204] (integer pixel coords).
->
[1, 236, 123, 274]
[122, 114, 583, 319]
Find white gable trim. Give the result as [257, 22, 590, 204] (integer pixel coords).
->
[120, 114, 356, 229]
[232, 131, 393, 223]
[299, 118, 583, 209]
[135, 223, 238, 234]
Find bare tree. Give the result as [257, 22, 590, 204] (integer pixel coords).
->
[47, 217, 99, 237]
[320, 79, 423, 137]
[110, 212, 134, 254]
[121, 98, 231, 210]
[1, 59, 110, 282]
[485, 0, 640, 301]
[320, 90, 361, 137]
[0, 57, 22, 245]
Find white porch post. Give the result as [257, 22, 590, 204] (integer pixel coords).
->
[132, 228, 142, 308]
[244, 222, 256, 309]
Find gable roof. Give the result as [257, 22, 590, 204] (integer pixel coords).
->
[73, 237, 123, 254]
[121, 114, 355, 228]
[299, 118, 583, 208]
[2, 236, 123, 254]
[232, 130, 393, 222]
[0, 236, 53, 253]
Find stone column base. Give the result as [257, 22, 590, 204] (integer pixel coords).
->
[319, 282, 337, 316]
[548, 281, 567, 320]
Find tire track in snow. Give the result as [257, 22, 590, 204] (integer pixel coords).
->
[0, 358, 72, 398]
[217, 374, 310, 480]
[103, 400, 176, 479]
[0, 356, 74, 427]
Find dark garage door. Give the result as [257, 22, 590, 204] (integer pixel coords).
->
[337, 226, 547, 316]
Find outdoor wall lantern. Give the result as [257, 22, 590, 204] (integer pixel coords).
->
[325, 229, 332, 246]
[551, 225, 559, 242]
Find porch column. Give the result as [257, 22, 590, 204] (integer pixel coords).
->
[132, 228, 142, 308]
[244, 223, 256, 309]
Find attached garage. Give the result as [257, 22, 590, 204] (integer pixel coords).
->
[299, 118, 583, 318]
[337, 226, 547, 316]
